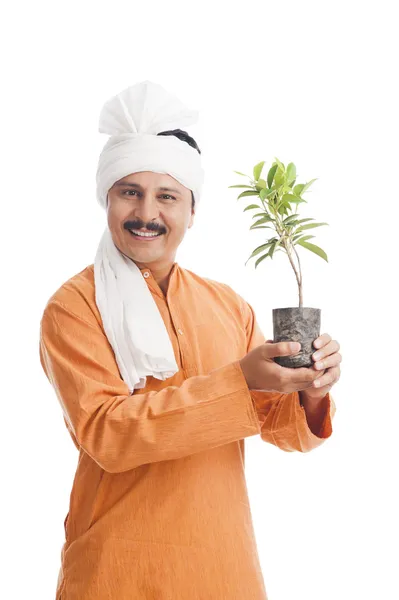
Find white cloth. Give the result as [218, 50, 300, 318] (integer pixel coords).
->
[94, 228, 178, 392]
[93, 80, 204, 393]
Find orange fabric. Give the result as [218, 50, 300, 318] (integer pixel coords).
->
[39, 262, 336, 600]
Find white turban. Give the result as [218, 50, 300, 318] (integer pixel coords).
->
[93, 80, 205, 393]
[96, 80, 204, 209]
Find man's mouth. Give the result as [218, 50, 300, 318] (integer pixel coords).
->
[128, 229, 164, 239]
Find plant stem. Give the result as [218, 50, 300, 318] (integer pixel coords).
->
[257, 184, 303, 307]
[283, 237, 303, 308]
[289, 242, 303, 307]
[272, 203, 303, 308]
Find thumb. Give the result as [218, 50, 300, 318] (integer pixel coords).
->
[264, 340, 301, 357]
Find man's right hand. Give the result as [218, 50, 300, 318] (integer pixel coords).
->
[239, 340, 325, 394]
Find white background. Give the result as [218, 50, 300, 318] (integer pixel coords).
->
[1, 1, 398, 598]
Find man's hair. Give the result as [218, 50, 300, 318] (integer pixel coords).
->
[157, 129, 201, 210]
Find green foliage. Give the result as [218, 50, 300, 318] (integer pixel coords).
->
[253, 161, 265, 180]
[236, 190, 259, 199]
[296, 240, 328, 262]
[243, 204, 261, 212]
[295, 222, 328, 234]
[228, 158, 329, 271]
[267, 164, 278, 188]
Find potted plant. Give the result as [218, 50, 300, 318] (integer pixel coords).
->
[228, 158, 329, 368]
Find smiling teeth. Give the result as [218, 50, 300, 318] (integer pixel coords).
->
[131, 230, 160, 237]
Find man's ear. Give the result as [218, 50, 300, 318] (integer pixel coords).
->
[188, 209, 195, 229]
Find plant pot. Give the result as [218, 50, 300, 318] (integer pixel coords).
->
[272, 307, 321, 368]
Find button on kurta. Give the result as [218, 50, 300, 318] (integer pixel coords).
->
[177, 328, 184, 335]
[143, 272, 150, 278]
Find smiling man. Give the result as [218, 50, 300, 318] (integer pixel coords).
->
[108, 172, 194, 297]
[39, 81, 339, 600]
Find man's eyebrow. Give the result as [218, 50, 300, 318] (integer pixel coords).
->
[114, 182, 182, 194]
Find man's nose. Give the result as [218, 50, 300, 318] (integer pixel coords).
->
[133, 197, 160, 225]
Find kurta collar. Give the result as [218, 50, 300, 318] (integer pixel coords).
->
[139, 262, 180, 300]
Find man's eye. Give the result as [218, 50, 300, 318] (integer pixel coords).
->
[121, 191, 175, 200]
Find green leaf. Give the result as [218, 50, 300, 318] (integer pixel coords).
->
[292, 234, 315, 243]
[293, 183, 305, 196]
[285, 217, 315, 229]
[252, 241, 275, 254]
[283, 214, 300, 223]
[269, 239, 282, 258]
[260, 188, 275, 201]
[284, 219, 299, 228]
[301, 178, 318, 193]
[286, 163, 296, 184]
[294, 218, 315, 225]
[237, 190, 259, 200]
[243, 204, 261, 212]
[296, 240, 328, 262]
[252, 212, 269, 218]
[274, 169, 285, 187]
[273, 157, 285, 171]
[250, 225, 274, 230]
[282, 193, 302, 203]
[233, 170, 250, 177]
[277, 203, 287, 215]
[267, 164, 278, 188]
[245, 241, 274, 265]
[288, 196, 307, 204]
[253, 161, 265, 180]
[250, 216, 274, 228]
[295, 222, 329, 234]
[255, 179, 267, 190]
[228, 184, 253, 189]
[254, 252, 271, 269]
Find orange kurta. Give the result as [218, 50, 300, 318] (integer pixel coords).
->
[39, 262, 336, 600]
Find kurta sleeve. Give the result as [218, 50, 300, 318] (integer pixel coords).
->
[236, 294, 336, 453]
[39, 299, 261, 473]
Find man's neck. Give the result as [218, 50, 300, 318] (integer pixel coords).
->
[135, 259, 175, 297]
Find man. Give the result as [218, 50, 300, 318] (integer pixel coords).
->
[39, 81, 340, 599]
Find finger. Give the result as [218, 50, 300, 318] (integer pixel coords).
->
[312, 366, 339, 388]
[264, 341, 301, 357]
[282, 364, 323, 386]
[313, 333, 332, 349]
[314, 352, 342, 371]
[312, 339, 340, 361]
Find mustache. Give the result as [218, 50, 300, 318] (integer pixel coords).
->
[123, 221, 166, 234]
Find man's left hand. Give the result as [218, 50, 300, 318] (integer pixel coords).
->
[301, 333, 342, 401]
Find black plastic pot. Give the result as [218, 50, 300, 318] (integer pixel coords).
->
[272, 307, 321, 368]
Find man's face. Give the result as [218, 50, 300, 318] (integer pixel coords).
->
[106, 171, 195, 268]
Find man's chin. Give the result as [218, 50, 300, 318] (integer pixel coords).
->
[122, 246, 162, 261]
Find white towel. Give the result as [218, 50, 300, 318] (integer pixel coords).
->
[94, 228, 178, 392]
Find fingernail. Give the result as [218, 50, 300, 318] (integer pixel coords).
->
[290, 342, 300, 352]
[313, 351, 322, 360]
[314, 380, 320, 387]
